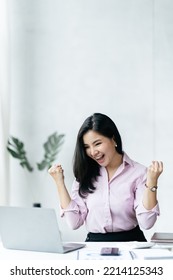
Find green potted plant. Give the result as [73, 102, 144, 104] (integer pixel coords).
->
[7, 131, 65, 206]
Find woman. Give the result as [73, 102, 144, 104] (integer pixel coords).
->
[48, 113, 163, 242]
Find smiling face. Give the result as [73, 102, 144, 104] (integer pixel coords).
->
[83, 130, 118, 168]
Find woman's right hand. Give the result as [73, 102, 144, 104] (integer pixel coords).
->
[48, 164, 64, 184]
[48, 164, 71, 208]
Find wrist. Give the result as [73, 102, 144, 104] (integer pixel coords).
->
[146, 179, 158, 187]
[56, 179, 65, 188]
[145, 183, 158, 192]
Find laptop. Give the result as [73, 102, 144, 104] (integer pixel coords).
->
[151, 232, 173, 243]
[0, 206, 85, 253]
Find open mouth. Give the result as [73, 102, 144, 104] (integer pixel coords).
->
[94, 154, 105, 163]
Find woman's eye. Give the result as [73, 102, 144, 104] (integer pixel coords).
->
[95, 142, 101, 146]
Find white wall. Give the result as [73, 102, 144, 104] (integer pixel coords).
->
[7, 0, 173, 241]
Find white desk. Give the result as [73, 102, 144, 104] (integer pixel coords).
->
[0, 241, 77, 260]
[1, 241, 173, 260]
[1, 242, 173, 280]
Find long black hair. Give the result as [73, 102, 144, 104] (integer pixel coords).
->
[73, 113, 123, 197]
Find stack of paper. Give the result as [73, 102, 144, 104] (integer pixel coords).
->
[131, 248, 173, 259]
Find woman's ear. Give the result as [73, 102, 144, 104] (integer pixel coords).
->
[112, 136, 117, 147]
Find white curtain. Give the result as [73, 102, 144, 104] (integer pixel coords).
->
[0, 0, 10, 205]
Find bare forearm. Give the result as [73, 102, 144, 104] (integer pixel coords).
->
[48, 164, 72, 209]
[142, 187, 157, 210]
[56, 181, 71, 209]
[142, 161, 163, 210]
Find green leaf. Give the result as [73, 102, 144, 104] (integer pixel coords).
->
[7, 136, 34, 172]
[20, 161, 34, 172]
[37, 160, 48, 171]
[37, 132, 65, 171]
[7, 147, 24, 159]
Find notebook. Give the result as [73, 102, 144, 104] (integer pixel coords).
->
[0, 206, 85, 253]
[151, 232, 173, 243]
[131, 248, 173, 259]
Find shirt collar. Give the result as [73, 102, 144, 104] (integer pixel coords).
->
[122, 152, 134, 167]
[100, 152, 134, 176]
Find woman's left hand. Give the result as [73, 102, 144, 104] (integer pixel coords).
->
[146, 161, 163, 186]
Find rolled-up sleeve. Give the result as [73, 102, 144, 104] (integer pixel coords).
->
[60, 200, 81, 217]
[60, 180, 87, 230]
[136, 201, 160, 229]
[134, 174, 160, 230]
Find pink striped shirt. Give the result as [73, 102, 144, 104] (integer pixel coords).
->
[61, 153, 160, 233]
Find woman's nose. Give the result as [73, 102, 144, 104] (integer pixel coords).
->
[90, 147, 98, 157]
